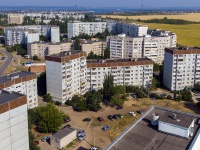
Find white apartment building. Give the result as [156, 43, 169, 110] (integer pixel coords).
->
[67, 22, 107, 38]
[51, 26, 60, 43]
[4, 25, 60, 46]
[45, 51, 87, 103]
[27, 42, 74, 59]
[163, 47, 200, 91]
[81, 40, 106, 56]
[108, 33, 176, 64]
[0, 71, 38, 109]
[117, 23, 148, 37]
[7, 14, 24, 24]
[0, 90, 29, 150]
[87, 58, 153, 90]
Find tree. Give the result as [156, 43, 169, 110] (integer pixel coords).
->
[113, 85, 126, 96]
[110, 95, 124, 106]
[193, 83, 200, 92]
[74, 38, 81, 50]
[104, 47, 110, 59]
[45, 93, 52, 103]
[103, 73, 114, 100]
[87, 51, 101, 59]
[84, 91, 102, 112]
[76, 98, 87, 112]
[33, 55, 39, 60]
[153, 63, 160, 72]
[151, 77, 159, 90]
[36, 103, 67, 133]
[37, 72, 46, 96]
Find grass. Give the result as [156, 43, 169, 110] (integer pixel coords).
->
[100, 13, 200, 22]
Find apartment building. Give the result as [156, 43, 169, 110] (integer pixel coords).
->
[87, 58, 153, 90]
[0, 71, 38, 109]
[108, 33, 176, 64]
[51, 26, 60, 43]
[67, 22, 107, 38]
[0, 90, 29, 150]
[27, 42, 74, 59]
[163, 47, 200, 91]
[117, 23, 148, 37]
[4, 25, 60, 46]
[45, 51, 87, 103]
[7, 14, 24, 24]
[81, 40, 106, 56]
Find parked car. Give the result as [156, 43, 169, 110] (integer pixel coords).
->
[116, 105, 123, 110]
[195, 93, 200, 96]
[34, 141, 39, 145]
[108, 115, 114, 121]
[102, 125, 110, 131]
[118, 114, 124, 118]
[160, 93, 167, 97]
[90, 147, 99, 150]
[83, 118, 91, 122]
[41, 136, 49, 142]
[136, 110, 143, 115]
[77, 130, 85, 137]
[97, 117, 104, 122]
[113, 114, 120, 119]
[78, 134, 87, 140]
[129, 112, 136, 116]
[62, 124, 71, 129]
[64, 117, 71, 123]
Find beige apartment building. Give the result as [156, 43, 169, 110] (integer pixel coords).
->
[27, 42, 74, 59]
[81, 40, 106, 56]
[8, 14, 24, 24]
[107, 33, 176, 64]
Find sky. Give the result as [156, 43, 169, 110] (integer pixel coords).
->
[0, 0, 200, 8]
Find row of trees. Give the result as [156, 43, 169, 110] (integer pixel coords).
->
[87, 47, 110, 59]
[137, 17, 200, 24]
[6, 44, 27, 55]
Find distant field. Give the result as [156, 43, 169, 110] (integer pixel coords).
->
[100, 13, 200, 22]
[100, 13, 200, 47]
[143, 23, 200, 47]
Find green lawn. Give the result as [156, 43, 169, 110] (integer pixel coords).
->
[143, 23, 200, 47]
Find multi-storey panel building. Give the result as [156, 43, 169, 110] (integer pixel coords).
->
[7, 14, 24, 24]
[108, 34, 176, 64]
[0, 90, 29, 150]
[4, 25, 60, 46]
[87, 58, 153, 90]
[163, 47, 200, 91]
[0, 71, 38, 109]
[67, 22, 107, 38]
[45, 51, 87, 103]
[27, 42, 74, 59]
[81, 40, 106, 56]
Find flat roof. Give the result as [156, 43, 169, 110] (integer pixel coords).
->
[0, 90, 25, 105]
[106, 106, 200, 150]
[47, 51, 82, 58]
[0, 71, 35, 84]
[52, 127, 76, 140]
[165, 47, 200, 55]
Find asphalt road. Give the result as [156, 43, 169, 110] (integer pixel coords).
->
[0, 50, 13, 75]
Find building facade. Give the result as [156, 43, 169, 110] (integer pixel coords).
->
[7, 14, 24, 24]
[45, 51, 87, 103]
[107, 33, 176, 64]
[0, 90, 29, 150]
[4, 25, 60, 46]
[67, 22, 107, 38]
[0, 71, 38, 109]
[87, 58, 153, 90]
[27, 42, 74, 59]
[163, 47, 200, 91]
[81, 40, 106, 56]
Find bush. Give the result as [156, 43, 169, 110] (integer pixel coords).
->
[166, 95, 172, 100]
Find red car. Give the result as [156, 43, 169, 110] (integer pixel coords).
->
[97, 117, 104, 122]
[34, 141, 39, 145]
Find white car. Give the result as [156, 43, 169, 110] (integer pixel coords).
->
[91, 147, 98, 150]
[129, 112, 136, 116]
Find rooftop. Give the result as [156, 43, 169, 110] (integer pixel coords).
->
[165, 47, 200, 54]
[0, 71, 35, 84]
[52, 127, 76, 140]
[87, 58, 152, 64]
[47, 51, 84, 58]
[106, 106, 200, 150]
[0, 90, 25, 105]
